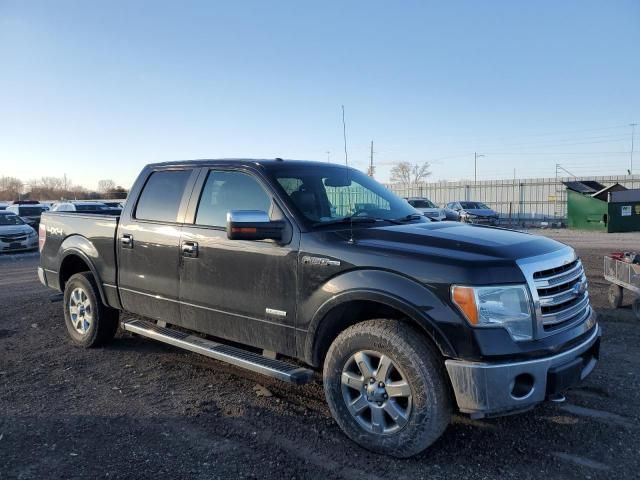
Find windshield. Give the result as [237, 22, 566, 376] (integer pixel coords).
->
[408, 199, 437, 209]
[460, 202, 490, 210]
[268, 165, 422, 227]
[0, 213, 25, 226]
[19, 206, 45, 216]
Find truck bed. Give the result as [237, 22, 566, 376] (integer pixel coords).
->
[39, 211, 120, 294]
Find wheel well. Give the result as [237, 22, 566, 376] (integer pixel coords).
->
[59, 254, 91, 291]
[311, 300, 439, 367]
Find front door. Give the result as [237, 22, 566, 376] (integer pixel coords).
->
[179, 168, 299, 355]
[117, 168, 196, 323]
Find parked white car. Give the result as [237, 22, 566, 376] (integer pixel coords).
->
[0, 211, 38, 252]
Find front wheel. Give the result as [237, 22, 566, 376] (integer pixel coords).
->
[323, 319, 451, 458]
[63, 272, 119, 347]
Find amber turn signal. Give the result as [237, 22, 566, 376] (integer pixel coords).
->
[451, 286, 478, 325]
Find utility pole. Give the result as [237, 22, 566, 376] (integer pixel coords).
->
[474, 152, 484, 184]
[341, 105, 348, 166]
[367, 140, 375, 177]
[326, 151, 331, 163]
[630, 123, 637, 175]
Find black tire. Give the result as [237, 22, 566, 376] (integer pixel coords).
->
[323, 319, 451, 458]
[63, 272, 119, 347]
[607, 284, 623, 308]
[633, 298, 640, 320]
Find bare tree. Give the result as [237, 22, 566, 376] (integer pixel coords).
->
[0, 176, 23, 201]
[390, 161, 432, 185]
[98, 179, 116, 194]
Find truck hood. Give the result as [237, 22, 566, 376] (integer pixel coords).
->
[351, 222, 565, 261]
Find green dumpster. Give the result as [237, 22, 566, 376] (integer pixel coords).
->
[565, 181, 640, 233]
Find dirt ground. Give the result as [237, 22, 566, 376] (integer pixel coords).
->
[1, 230, 640, 479]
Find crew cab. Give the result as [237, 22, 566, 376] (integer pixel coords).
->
[38, 159, 600, 457]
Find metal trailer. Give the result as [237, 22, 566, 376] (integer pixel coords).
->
[604, 255, 640, 318]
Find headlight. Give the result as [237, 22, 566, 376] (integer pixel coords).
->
[451, 285, 533, 341]
[27, 230, 36, 237]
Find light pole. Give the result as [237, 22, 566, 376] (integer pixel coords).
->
[326, 151, 331, 163]
[474, 152, 484, 183]
[630, 123, 637, 175]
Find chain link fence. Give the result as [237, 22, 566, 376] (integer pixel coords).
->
[385, 175, 640, 225]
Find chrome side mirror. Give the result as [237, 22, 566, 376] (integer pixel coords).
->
[226, 210, 284, 241]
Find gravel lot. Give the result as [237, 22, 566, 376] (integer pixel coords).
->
[1, 230, 640, 479]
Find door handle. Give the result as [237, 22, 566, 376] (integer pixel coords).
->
[121, 234, 133, 248]
[181, 241, 198, 258]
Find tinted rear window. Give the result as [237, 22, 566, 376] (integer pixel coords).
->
[135, 170, 191, 223]
[19, 206, 45, 216]
[75, 204, 107, 212]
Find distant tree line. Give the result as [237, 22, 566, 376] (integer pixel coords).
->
[0, 176, 127, 202]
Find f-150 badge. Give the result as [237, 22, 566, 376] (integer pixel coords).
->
[302, 256, 341, 267]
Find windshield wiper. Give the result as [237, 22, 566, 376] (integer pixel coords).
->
[312, 216, 380, 227]
[312, 213, 424, 227]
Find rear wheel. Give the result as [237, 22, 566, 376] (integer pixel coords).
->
[63, 272, 119, 347]
[323, 319, 451, 458]
[607, 284, 623, 308]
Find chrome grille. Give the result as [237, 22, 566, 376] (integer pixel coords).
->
[534, 259, 588, 329]
[0, 234, 27, 243]
[517, 247, 592, 337]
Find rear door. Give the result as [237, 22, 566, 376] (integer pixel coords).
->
[117, 167, 198, 323]
[178, 167, 299, 355]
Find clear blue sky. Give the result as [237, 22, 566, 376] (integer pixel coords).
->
[1, 0, 638, 189]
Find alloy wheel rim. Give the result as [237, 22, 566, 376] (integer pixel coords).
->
[69, 287, 92, 335]
[341, 350, 412, 435]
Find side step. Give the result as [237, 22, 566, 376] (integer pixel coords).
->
[121, 319, 314, 385]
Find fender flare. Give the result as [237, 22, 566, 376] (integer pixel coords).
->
[303, 270, 458, 366]
[58, 239, 108, 305]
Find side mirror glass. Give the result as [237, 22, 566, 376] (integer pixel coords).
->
[226, 210, 284, 241]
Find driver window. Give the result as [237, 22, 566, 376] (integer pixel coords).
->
[195, 170, 274, 227]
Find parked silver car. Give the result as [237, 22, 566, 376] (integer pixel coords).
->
[0, 211, 38, 252]
[445, 201, 499, 225]
[404, 197, 447, 221]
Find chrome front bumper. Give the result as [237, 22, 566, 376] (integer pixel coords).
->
[37, 266, 47, 286]
[445, 318, 601, 418]
[0, 240, 38, 252]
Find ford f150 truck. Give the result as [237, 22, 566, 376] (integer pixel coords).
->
[38, 159, 600, 457]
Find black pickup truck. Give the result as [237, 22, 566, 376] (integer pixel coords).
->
[38, 159, 600, 457]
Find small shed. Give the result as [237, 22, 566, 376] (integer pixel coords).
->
[564, 181, 640, 232]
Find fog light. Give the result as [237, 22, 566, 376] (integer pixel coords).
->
[511, 373, 535, 399]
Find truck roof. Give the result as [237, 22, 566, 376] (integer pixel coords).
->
[146, 158, 349, 170]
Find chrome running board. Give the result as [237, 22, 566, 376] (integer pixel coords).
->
[121, 318, 314, 385]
